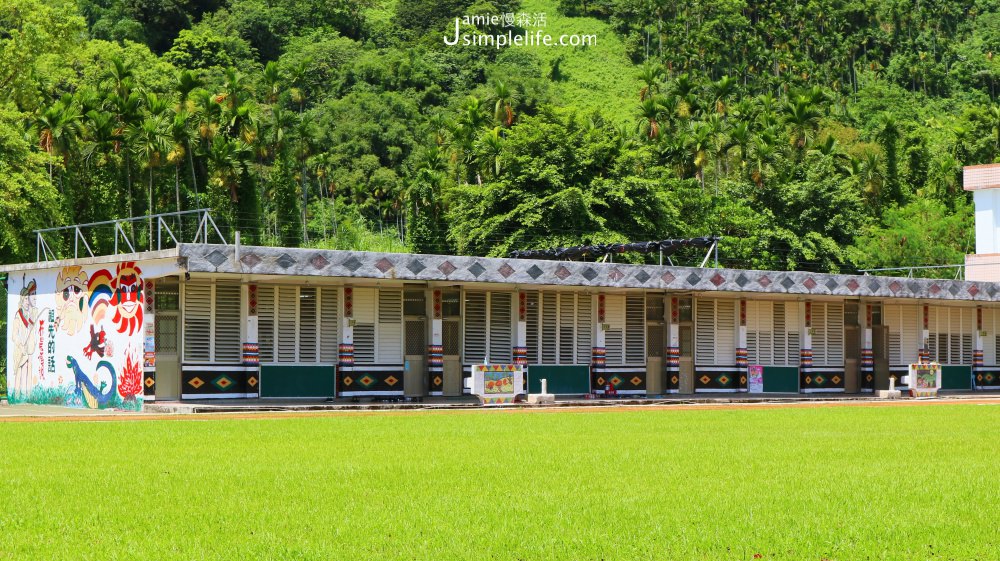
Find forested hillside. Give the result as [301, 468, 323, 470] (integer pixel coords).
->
[1, 0, 997, 274]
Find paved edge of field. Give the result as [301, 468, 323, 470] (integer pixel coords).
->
[1, 396, 999, 423]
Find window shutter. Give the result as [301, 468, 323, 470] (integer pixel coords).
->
[985, 309, 997, 366]
[276, 286, 297, 363]
[213, 282, 242, 363]
[625, 295, 645, 364]
[489, 292, 512, 362]
[604, 295, 625, 365]
[541, 292, 558, 364]
[812, 303, 827, 365]
[559, 294, 574, 364]
[525, 291, 539, 364]
[353, 288, 376, 364]
[378, 289, 403, 364]
[715, 300, 735, 364]
[576, 294, 592, 364]
[319, 287, 339, 363]
[257, 286, 275, 362]
[464, 292, 487, 363]
[299, 287, 318, 362]
[695, 299, 715, 365]
[183, 283, 211, 362]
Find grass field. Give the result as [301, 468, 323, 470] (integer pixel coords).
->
[1, 404, 998, 560]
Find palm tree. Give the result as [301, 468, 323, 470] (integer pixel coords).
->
[710, 75, 737, 115]
[637, 97, 665, 140]
[686, 121, 713, 191]
[637, 62, 664, 101]
[35, 96, 81, 188]
[783, 94, 821, 152]
[174, 70, 203, 113]
[167, 110, 193, 222]
[475, 127, 504, 178]
[490, 79, 518, 127]
[129, 115, 170, 245]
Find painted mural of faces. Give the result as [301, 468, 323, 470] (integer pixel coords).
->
[111, 263, 143, 335]
[89, 261, 144, 335]
[56, 266, 89, 336]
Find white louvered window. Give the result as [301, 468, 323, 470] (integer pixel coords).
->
[320, 287, 339, 363]
[299, 288, 318, 362]
[183, 281, 241, 363]
[541, 292, 557, 364]
[183, 283, 211, 362]
[527, 291, 593, 365]
[811, 302, 843, 367]
[625, 295, 645, 364]
[378, 289, 403, 364]
[463, 291, 512, 363]
[276, 286, 297, 362]
[746, 301, 773, 365]
[525, 292, 539, 364]
[983, 308, 997, 366]
[490, 293, 512, 363]
[255, 284, 340, 364]
[214, 282, 242, 362]
[559, 294, 575, 364]
[604, 295, 625, 365]
[885, 304, 919, 365]
[695, 299, 736, 365]
[577, 294, 592, 362]
[464, 292, 488, 363]
[257, 286, 275, 362]
[353, 287, 376, 364]
[927, 306, 975, 364]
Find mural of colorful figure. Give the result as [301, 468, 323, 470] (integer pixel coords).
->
[89, 261, 144, 335]
[4, 260, 168, 411]
[55, 266, 89, 336]
[11, 278, 41, 397]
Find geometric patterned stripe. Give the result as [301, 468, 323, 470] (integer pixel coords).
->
[338, 370, 404, 394]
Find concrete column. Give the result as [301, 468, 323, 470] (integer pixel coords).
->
[666, 296, 679, 393]
[142, 279, 156, 401]
[975, 306, 984, 374]
[800, 301, 813, 393]
[338, 285, 354, 396]
[514, 291, 527, 391]
[242, 283, 260, 397]
[861, 303, 874, 391]
[737, 299, 748, 391]
[593, 294, 607, 393]
[919, 304, 930, 363]
[428, 289, 443, 395]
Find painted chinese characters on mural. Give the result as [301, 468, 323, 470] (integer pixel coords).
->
[5, 262, 148, 410]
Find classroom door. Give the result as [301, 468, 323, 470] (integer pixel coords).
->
[154, 281, 180, 400]
[872, 325, 891, 390]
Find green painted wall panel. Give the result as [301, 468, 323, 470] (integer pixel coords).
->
[763, 366, 799, 393]
[260, 364, 336, 398]
[527, 365, 590, 394]
[940, 365, 972, 390]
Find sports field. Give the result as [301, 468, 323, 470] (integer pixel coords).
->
[1, 403, 997, 560]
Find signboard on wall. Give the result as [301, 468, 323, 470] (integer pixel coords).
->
[747, 365, 764, 393]
[469, 364, 524, 405]
[5, 259, 179, 410]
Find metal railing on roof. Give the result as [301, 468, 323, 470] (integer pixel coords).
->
[33, 209, 227, 263]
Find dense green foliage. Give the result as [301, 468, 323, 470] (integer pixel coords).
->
[1, 405, 998, 558]
[0, 0, 995, 270]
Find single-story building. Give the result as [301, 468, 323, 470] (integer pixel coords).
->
[4, 242, 1000, 409]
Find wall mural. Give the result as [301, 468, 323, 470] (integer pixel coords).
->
[6, 261, 150, 410]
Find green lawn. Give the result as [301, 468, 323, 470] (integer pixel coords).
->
[1, 404, 998, 560]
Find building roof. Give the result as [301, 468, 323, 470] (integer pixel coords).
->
[180, 244, 995, 303]
[2, 243, 994, 302]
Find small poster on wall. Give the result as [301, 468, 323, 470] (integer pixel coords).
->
[470, 364, 525, 405]
[748, 365, 764, 393]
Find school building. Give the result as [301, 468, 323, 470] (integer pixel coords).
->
[4, 164, 1000, 408]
